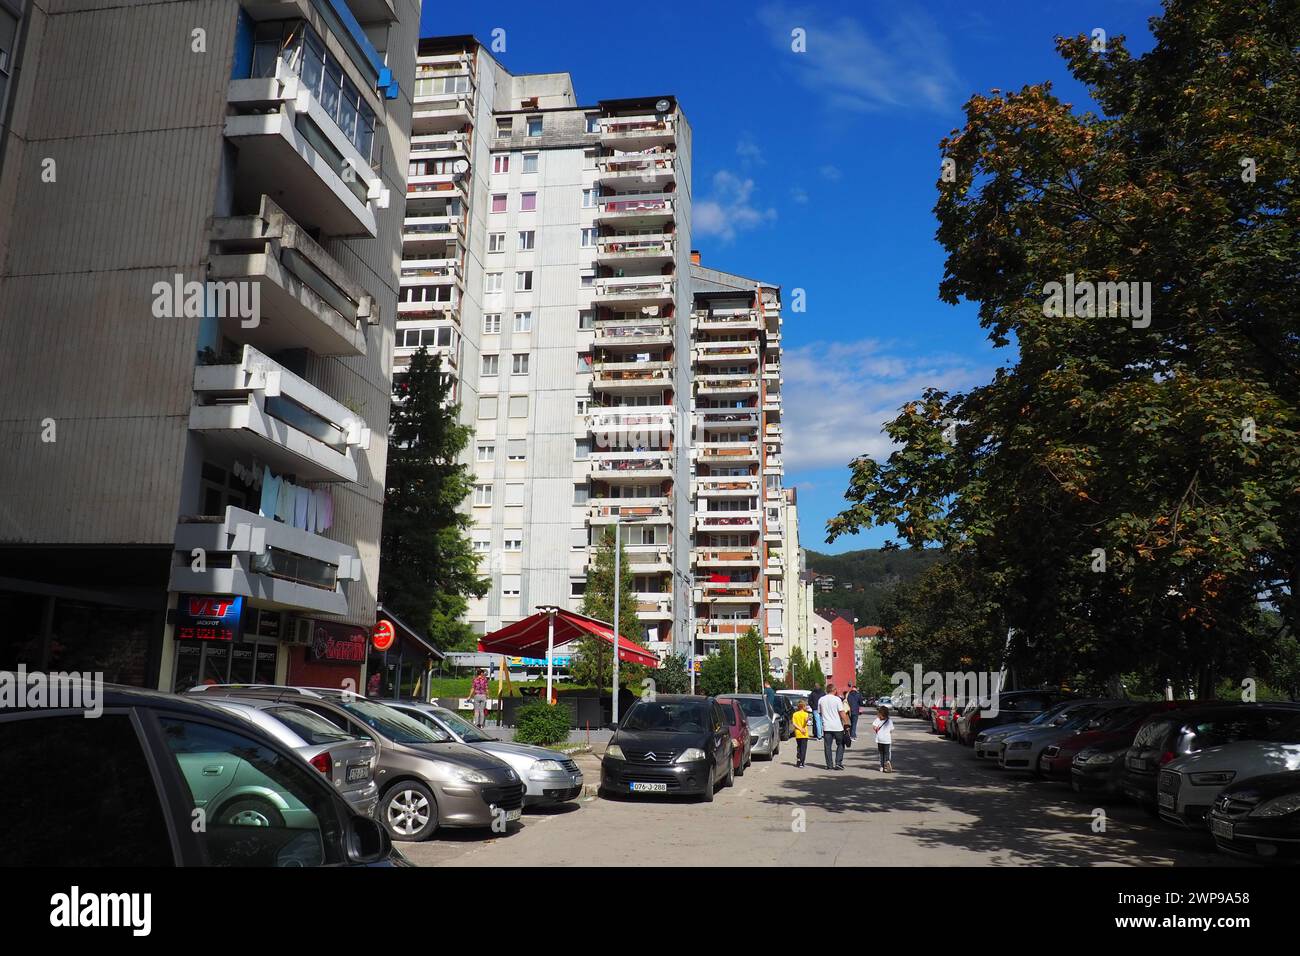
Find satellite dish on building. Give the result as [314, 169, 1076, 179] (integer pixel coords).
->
[655, 98, 671, 113]
[453, 159, 469, 174]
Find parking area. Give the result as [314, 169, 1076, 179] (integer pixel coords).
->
[396, 717, 1237, 867]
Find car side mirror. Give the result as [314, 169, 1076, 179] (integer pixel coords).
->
[346, 814, 391, 865]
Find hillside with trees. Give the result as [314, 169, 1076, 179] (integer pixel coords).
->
[804, 547, 943, 625]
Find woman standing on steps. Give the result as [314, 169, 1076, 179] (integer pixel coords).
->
[872, 705, 895, 772]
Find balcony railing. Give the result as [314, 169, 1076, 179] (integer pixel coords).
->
[599, 115, 677, 146]
[208, 194, 374, 358]
[597, 152, 676, 178]
[696, 410, 760, 429]
[589, 499, 672, 523]
[593, 276, 674, 302]
[594, 321, 673, 345]
[588, 406, 675, 432]
[696, 620, 758, 637]
[695, 548, 760, 565]
[592, 365, 673, 388]
[595, 235, 675, 260]
[697, 375, 759, 392]
[588, 451, 673, 475]
[696, 476, 761, 495]
[596, 194, 676, 220]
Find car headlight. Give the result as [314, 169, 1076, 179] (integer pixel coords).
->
[1077, 750, 1119, 766]
[1248, 792, 1300, 819]
[531, 759, 566, 775]
[605, 744, 626, 761]
[676, 747, 706, 763]
[1188, 771, 1235, 787]
[456, 768, 492, 784]
[1008, 741, 1031, 750]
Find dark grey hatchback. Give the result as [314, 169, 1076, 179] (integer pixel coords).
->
[600, 695, 734, 802]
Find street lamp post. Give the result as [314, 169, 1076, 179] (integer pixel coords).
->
[537, 605, 559, 702]
[611, 513, 650, 727]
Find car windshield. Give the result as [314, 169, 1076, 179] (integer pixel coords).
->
[433, 707, 494, 743]
[266, 706, 355, 745]
[1097, 706, 1141, 731]
[621, 701, 709, 733]
[723, 706, 740, 727]
[725, 697, 768, 718]
[1033, 702, 1074, 726]
[1264, 715, 1300, 743]
[339, 699, 450, 744]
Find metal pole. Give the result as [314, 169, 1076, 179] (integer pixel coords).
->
[612, 520, 621, 726]
[733, 633, 738, 694]
[686, 572, 696, 695]
[545, 608, 555, 702]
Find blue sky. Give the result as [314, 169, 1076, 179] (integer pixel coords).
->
[417, 0, 1164, 552]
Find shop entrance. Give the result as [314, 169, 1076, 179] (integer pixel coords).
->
[173, 639, 278, 691]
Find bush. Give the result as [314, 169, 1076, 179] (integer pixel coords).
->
[514, 701, 571, 746]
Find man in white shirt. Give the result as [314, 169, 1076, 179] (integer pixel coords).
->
[818, 683, 848, 770]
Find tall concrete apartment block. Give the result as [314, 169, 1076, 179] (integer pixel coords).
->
[0, 0, 419, 691]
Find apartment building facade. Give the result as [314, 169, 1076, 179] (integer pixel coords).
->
[0, 0, 419, 691]
[392, 35, 804, 668]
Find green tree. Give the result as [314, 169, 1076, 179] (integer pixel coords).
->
[572, 528, 645, 689]
[378, 348, 487, 650]
[830, 1, 1300, 696]
[787, 646, 807, 689]
[806, 654, 825, 688]
[697, 628, 769, 695]
[857, 643, 892, 698]
[650, 653, 691, 695]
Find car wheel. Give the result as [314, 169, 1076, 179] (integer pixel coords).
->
[723, 760, 735, 789]
[381, 782, 438, 841]
[218, 797, 284, 829]
[699, 768, 716, 802]
[735, 756, 745, 777]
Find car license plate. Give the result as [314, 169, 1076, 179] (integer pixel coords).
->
[1126, 756, 1145, 771]
[346, 765, 368, 783]
[1158, 792, 1175, 810]
[505, 808, 522, 822]
[1039, 755, 1051, 771]
[630, 782, 668, 793]
[1211, 819, 1233, 840]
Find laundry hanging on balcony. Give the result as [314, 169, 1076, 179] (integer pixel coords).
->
[258, 465, 334, 533]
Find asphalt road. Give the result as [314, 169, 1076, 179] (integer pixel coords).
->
[396, 717, 1239, 867]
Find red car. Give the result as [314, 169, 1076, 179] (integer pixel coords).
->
[719, 696, 752, 776]
[929, 698, 957, 735]
[1038, 701, 1194, 786]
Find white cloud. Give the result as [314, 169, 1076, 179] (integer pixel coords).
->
[819, 164, 842, 181]
[757, 3, 961, 114]
[736, 137, 766, 165]
[790, 186, 809, 204]
[782, 339, 990, 470]
[693, 170, 777, 242]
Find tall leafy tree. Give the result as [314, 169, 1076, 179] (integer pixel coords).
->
[379, 348, 487, 650]
[831, 1, 1299, 696]
[572, 528, 645, 689]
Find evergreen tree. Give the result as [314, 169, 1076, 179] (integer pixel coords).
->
[378, 348, 487, 650]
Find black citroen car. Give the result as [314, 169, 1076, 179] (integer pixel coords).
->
[600, 695, 735, 802]
[1207, 770, 1300, 863]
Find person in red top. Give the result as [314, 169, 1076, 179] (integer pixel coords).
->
[471, 669, 489, 728]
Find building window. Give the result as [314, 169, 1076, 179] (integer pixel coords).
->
[476, 443, 495, 461]
[496, 117, 512, 139]
[472, 532, 491, 554]
[504, 482, 525, 506]
[574, 484, 589, 504]
[575, 438, 590, 459]
[522, 152, 539, 174]
[508, 396, 529, 418]
[511, 353, 529, 375]
[488, 233, 505, 254]
[581, 188, 597, 209]
[483, 313, 501, 334]
[576, 397, 590, 416]
[580, 228, 596, 248]
[502, 575, 521, 597]
[493, 155, 509, 174]
[491, 194, 507, 213]
[517, 230, 535, 251]
[515, 271, 533, 292]
[579, 271, 594, 289]
[571, 527, 588, 550]
[481, 354, 499, 376]
[507, 439, 527, 461]
[513, 311, 532, 332]
[485, 272, 502, 293]
[583, 149, 597, 170]
[478, 396, 498, 419]
[474, 484, 493, 506]
[526, 116, 543, 137]
[576, 353, 592, 373]
[520, 192, 537, 212]
[585, 114, 600, 133]
[503, 533, 523, 552]
[578, 309, 594, 330]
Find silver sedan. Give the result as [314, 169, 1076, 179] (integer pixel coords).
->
[717, 694, 781, 760]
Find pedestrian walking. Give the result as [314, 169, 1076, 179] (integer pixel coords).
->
[818, 682, 848, 770]
[873, 705, 895, 771]
[791, 699, 812, 767]
[846, 684, 863, 739]
[763, 680, 777, 713]
[471, 668, 489, 728]
[808, 683, 825, 740]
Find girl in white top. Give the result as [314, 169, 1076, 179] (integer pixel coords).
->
[872, 706, 895, 772]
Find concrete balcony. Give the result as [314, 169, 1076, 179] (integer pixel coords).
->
[696, 410, 760, 432]
[592, 362, 673, 391]
[696, 620, 759, 639]
[416, 51, 475, 71]
[597, 152, 676, 187]
[588, 405, 675, 436]
[225, 71, 381, 238]
[412, 96, 473, 133]
[208, 195, 373, 358]
[619, 544, 673, 572]
[696, 373, 759, 396]
[594, 320, 674, 348]
[409, 132, 469, 163]
[400, 258, 462, 287]
[695, 443, 760, 464]
[170, 506, 362, 617]
[595, 193, 676, 224]
[598, 114, 677, 149]
[695, 342, 759, 364]
[695, 476, 761, 497]
[695, 548, 760, 567]
[636, 595, 673, 620]
[190, 345, 370, 484]
[593, 275, 674, 306]
[691, 309, 761, 332]
[588, 451, 673, 479]
[402, 215, 463, 247]
[588, 498, 672, 524]
[397, 297, 457, 320]
[763, 454, 784, 475]
[595, 234, 675, 265]
[407, 173, 469, 201]
[696, 513, 763, 532]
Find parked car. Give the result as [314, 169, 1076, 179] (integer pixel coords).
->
[929, 698, 957, 735]
[0, 683, 400, 867]
[997, 701, 1130, 773]
[718, 693, 781, 760]
[771, 694, 796, 740]
[601, 695, 734, 802]
[1119, 702, 1299, 816]
[1056, 701, 1196, 794]
[202, 697, 380, 818]
[188, 685, 523, 842]
[973, 699, 1094, 760]
[1206, 770, 1300, 863]
[955, 689, 1072, 746]
[1159, 713, 1300, 829]
[719, 696, 753, 776]
[385, 700, 583, 808]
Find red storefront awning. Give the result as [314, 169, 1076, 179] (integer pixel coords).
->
[478, 609, 658, 667]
